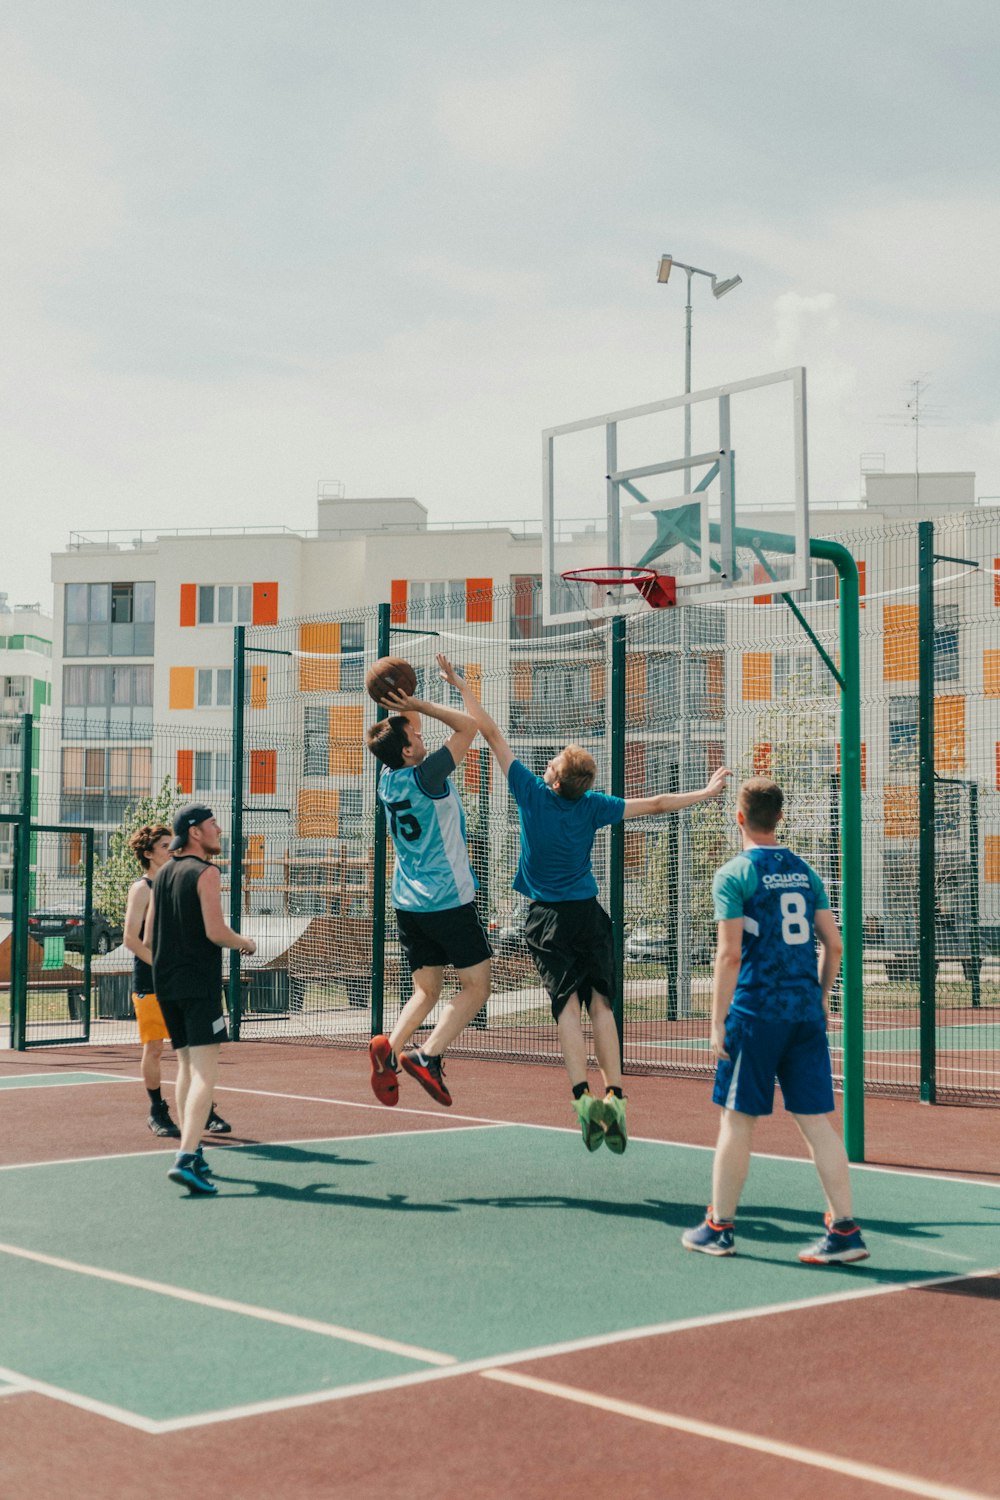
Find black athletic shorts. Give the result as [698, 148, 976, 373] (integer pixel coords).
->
[524, 897, 616, 1020]
[156, 993, 229, 1050]
[395, 902, 493, 974]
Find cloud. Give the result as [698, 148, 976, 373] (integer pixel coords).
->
[433, 59, 581, 169]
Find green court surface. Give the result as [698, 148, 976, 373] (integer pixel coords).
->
[1, 1125, 997, 1426]
[828, 1024, 1000, 1053]
[0, 1073, 129, 1090]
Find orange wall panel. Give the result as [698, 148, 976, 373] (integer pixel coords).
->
[742, 653, 772, 700]
[176, 750, 193, 795]
[934, 694, 965, 774]
[390, 579, 407, 624]
[883, 604, 919, 681]
[884, 785, 918, 839]
[179, 583, 196, 627]
[252, 581, 279, 626]
[465, 578, 493, 623]
[298, 622, 340, 692]
[169, 667, 195, 710]
[250, 664, 268, 709]
[753, 743, 772, 774]
[297, 789, 339, 839]
[986, 836, 1000, 884]
[249, 749, 277, 796]
[985, 650, 1000, 698]
[245, 834, 265, 883]
[328, 706, 363, 775]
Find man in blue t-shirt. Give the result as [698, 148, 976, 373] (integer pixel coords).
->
[439, 654, 730, 1153]
[364, 685, 491, 1110]
[682, 777, 870, 1264]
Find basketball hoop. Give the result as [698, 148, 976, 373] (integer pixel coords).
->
[560, 565, 677, 611]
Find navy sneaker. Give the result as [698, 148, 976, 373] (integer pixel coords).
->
[682, 1209, 736, 1256]
[168, 1152, 218, 1195]
[400, 1049, 452, 1107]
[205, 1105, 231, 1134]
[798, 1220, 869, 1264]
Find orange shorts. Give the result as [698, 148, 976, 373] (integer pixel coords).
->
[133, 992, 170, 1045]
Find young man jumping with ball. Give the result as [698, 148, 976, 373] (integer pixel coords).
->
[438, 653, 730, 1152]
[682, 777, 869, 1262]
[364, 680, 491, 1109]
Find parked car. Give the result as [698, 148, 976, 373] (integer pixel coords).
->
[625, 921, 712, 967]
[487, 912, 529, 956]
[27, 909, 123, 955]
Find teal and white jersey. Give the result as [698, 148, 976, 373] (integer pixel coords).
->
[378, 746, 478, 912]
[712, 845, 829, 1022]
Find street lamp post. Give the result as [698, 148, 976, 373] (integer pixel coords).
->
[655, 254, 741, 1019]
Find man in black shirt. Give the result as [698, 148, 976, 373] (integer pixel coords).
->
[148, 804, 255, 1195]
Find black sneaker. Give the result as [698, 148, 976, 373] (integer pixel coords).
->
[194, 1146, 213, 1179]
[148, 1101, 181, 1138]
[400, 1049, 452, 1107]
[205, 1105, 231, 1134]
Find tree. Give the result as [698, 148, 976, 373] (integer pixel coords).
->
[94, 777, 181, 924]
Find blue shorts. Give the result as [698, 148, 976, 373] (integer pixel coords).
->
[712, 1013, 834, 1117]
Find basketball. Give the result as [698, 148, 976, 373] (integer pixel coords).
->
[365, 655, 417, 704]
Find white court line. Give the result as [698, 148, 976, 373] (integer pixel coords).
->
[0, 1361, 161, 1434]
[139, 1264, 1000, 1433]
[481, 1369, 995, 1500]
[0, 1240, 455, 1367]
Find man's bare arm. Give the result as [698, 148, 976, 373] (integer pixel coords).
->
[711, 917, 743, 1060]
[123, 879, 152, 966]
[814, 907, 844, 1019]
[197, 865, 256, 954]
[623, 765, 732, 819]
[381, 688, 479, 768]
[435, 654, 515, 776]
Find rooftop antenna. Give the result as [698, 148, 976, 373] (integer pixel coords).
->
[881, 376, 947, 506]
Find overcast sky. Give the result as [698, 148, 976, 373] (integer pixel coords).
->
[3, 0, 999, 609]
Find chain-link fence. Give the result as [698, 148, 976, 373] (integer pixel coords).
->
[2, 511, 998, 1099]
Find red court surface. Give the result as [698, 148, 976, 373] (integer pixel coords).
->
[1, 1042, 999, 1500]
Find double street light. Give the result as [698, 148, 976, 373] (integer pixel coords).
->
[656, 255, 742, 466]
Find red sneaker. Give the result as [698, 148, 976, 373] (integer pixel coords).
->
[369, 1035, 399, 1106]
[400, 1049, 452, 1107]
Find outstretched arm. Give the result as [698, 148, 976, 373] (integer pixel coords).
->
[381, 687, 479, 768]
[436, 654, 515, 777]
[622, 765, 732, 820]
[123, 879, 152, 966]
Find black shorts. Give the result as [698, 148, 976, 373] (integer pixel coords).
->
[524, 897, 616, 1020]
[157, 993, 229, 1050]
[395, 903, 493, 974]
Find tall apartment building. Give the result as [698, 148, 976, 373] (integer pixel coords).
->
[0, 596, 53, 917]
[46, 477, 1000, 951]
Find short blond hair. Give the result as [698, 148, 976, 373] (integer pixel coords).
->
[551, 744, 597, 800]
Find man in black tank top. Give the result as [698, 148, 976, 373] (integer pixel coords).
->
[147, 804, 255, 1195]
[124, 825, 232, 1140]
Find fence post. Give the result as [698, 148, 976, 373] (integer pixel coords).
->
[917, 521, 936, 1102]
[11, 713, 33, 1051]
[609, 617, 626, 1047]
[229, 625, 246, 1040]
[370, 603, 391, 1036]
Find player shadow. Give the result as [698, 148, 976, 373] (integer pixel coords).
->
[449, 1192, 703, 1228]
[219, 1142, 373, 1169]
[206, 1167, 458, 1213]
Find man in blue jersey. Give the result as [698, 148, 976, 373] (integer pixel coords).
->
[683, 777, 869, 1263]
[438, 654, 730, 1152]
[365, 686, 491, 1109]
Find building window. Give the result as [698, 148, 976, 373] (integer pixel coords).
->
[64, 582, 154, 657]
[407, 580, 466, 626]
[889, 696, 918, 769]
[339, 619, 365, 693]
[60, 744, 152, 824]
[198, 585, 253, 626]
[62, 664, 153, 738]
[196, 668, 232, 708]
[934, 603, 959, 683]
[193, 750, 231, 794]
[303, 705, 329, 776]
[774, 648, 836, 699]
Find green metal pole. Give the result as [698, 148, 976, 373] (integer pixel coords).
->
[370, 603, 391, 1036]
[229, 625, 246, 1040]
[82, 828, 93, 1041]
[809, 540, 864, 1161]
[609, 616, 626, 1046]
[11, 713, 33, 1051]
[917, 521, 936, 1102]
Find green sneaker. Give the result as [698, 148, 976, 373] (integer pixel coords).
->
[572, 1093, 606, 1152]
[601, 1093, 628, 1154]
